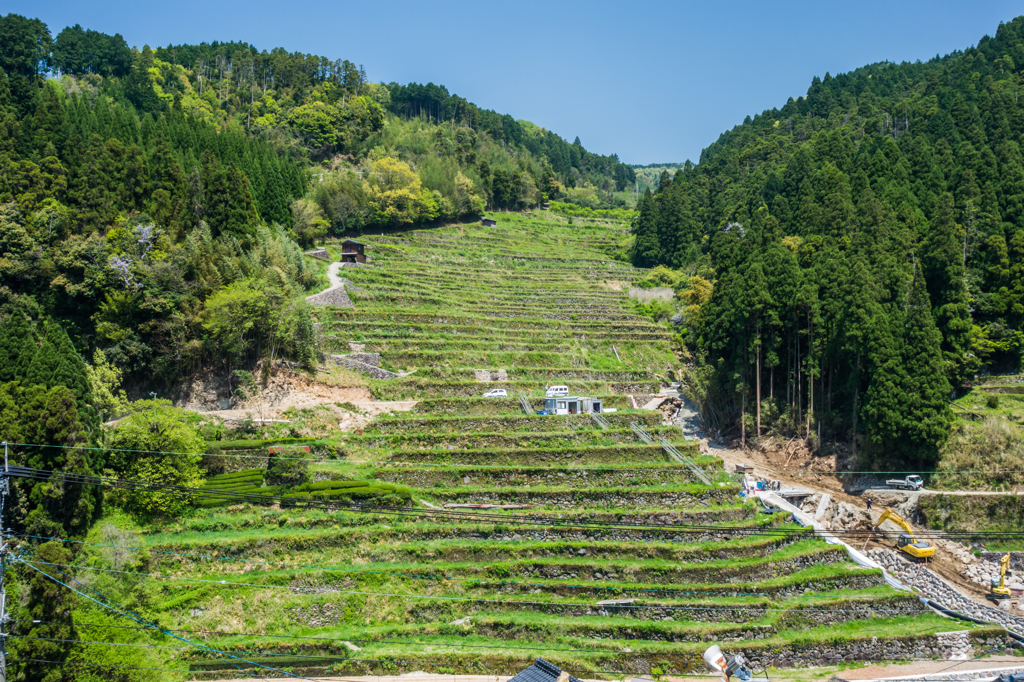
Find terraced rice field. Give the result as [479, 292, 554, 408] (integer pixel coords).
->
[126, 215, 992, 678]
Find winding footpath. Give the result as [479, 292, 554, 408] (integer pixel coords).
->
[306, 262, 354, 308]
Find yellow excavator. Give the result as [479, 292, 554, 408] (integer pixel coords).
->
[874, 510, 935, 561]
[989, 553, 1012, 600]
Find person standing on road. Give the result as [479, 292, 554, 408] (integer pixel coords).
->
[866, 497, 872, 510]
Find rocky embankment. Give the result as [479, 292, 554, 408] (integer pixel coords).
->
[953, 548, 1024, 592]
[866, 548, 1024, 633]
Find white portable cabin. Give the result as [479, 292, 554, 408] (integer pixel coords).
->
[543, 396, 603, 415]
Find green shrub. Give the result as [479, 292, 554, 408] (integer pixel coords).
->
[986, 394, 1000, 409]
[266, 457, 310, 486]
[293, 479, 368, 492]
[206, 468, 264, 484]
[635, 265, 680, 289]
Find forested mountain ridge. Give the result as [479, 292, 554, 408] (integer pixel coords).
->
[632, 17, 1024, 467]
[0, 12, 635, 391]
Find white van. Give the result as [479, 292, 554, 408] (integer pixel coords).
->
[545, 385, 569, 397]
[482, 389, 507, 398]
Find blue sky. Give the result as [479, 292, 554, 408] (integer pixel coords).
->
[7, 0, 1023, 164]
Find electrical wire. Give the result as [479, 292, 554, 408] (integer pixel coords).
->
[12, 633, 666, 661]
[10, 634, 366, 662]
[19, 557, 317, 681]
[9, 465, 1024, 540]
[6, 658, 247, 677]
[11, 531, 834, 599]
[14, 438, 1024, 474]
[28, 559, 934, 613]
[4, 440, 326, 462]
[10, 619, 680, 654]
[9, 655, 737, 679]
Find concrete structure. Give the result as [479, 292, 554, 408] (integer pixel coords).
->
[542, 396, 602, 415]
[481, 217, 497, 227]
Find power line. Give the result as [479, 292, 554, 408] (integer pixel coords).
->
[11, 635, 359, 662]
[4, 441, 327, 463]
[10, 620, 659, 654]
[29, 559, 934, 614]
[8, 655, 736, 679]
[15, 438, 1024, 474]
[6, 657, 244, 677]
[19, 558, 317, 681]
[11, 532, 829, 599]
[11, 466, 1024, 540]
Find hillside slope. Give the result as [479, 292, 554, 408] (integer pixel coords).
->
[0, 12, 635, 388]
[21, 215, 985, 680]
[630, 16, 1024, 469]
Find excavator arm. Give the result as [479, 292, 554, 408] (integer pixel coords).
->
[990, 553, 1012, 598]
[873, 509, 935, 560]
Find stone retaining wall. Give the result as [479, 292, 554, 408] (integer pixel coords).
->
[431, 488, 738, 508]
[776, 596, 928, 627]
[980, 551, 1024, 572]
[356, 428, 679, 449]
[376, 466, 706, 488]
[345, 352, 381, 366]
[738, 631, 1018, 671]
[500, 548, 847, 584]
[400, 573, 886, 623]
[328, 354, 401, 379]
[368, 534, 800, 564]
[866, 547, 1024, 632]
[307, 284, 354, 308]
[387, 443, 675, 465]
[474, 369, 508, 382]
[373, 411, 662, 432]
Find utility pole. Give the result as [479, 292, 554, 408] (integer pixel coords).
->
[0, 441, 8, 682]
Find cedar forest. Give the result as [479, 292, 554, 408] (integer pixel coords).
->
[631, 18, 1024, 469]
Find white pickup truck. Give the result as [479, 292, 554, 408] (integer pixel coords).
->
[886, 475, 924, 491]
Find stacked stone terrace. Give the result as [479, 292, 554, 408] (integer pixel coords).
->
[151, 217, 1000, 678]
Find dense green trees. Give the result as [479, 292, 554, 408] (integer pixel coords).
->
[637, 16, 1024, 466]
[52, 23, 132, 77]
[106, 400, 204, 517]
[0, 12, 637, 391]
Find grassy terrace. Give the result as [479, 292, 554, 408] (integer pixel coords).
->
[120, 215, 973, 678]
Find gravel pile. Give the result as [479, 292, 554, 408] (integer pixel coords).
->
[865, 547, 1024, 634]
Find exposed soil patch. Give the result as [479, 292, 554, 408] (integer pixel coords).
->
[172, 365, 413, 431]
[708, 437, 1000, 606]
[175, 365, 373, 412]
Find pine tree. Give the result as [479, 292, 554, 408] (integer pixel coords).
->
[23, 333, 60, 388]
[32, 82, 66, 154]
[9, 541, 78, 682]
[861, 307, 909, 466]
[923, 192, 977, 388]
[898, 265, 954, 467]
[48, 320, 94, 424]
[630, 190, 661, 268]
[204, 161, 258, 239]
[0, 307, 33, 382]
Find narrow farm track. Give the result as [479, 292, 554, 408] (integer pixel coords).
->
[142, 216, 1015, 680]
